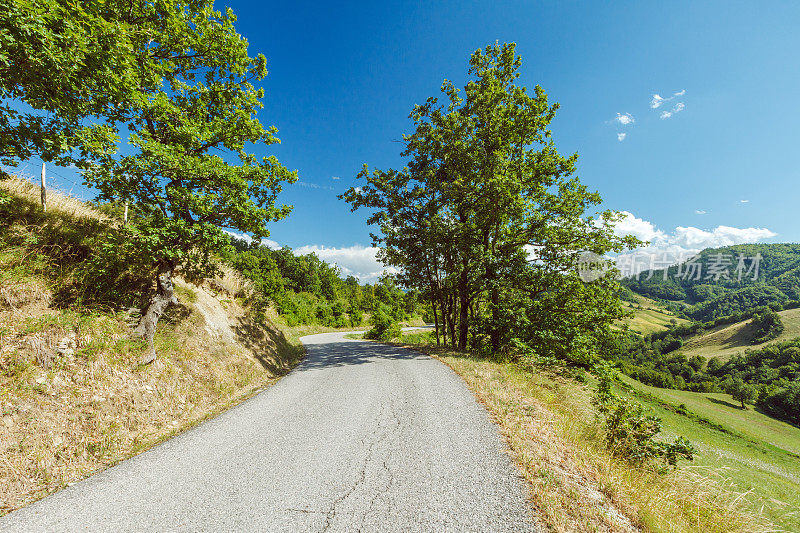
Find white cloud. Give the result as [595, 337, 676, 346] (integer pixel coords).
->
[293, 244, 397, 283]
[612, 211, 776, 269]
[615, 112, 634, 125]
[612, 212, 666, 242]
[650, 94, 666, 109]
[659, 102, 684, 119]
[650, 89, 686, 114]
[617, 133, 627, 141]
[222, 229, 280, 250]
[354, 186, 363, 195]
[331, 176, 340, 180]
[653, 92, 685, 119]
[695, 210, 707, 215]
[740, 199, 750, 203]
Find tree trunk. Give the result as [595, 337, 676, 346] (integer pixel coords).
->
[431, 298, 440, 346]
[447, 294, 457, 347]
[458, 266, 469, 350]
[132, 262, 178, 364]
[490, 284, 500, 353]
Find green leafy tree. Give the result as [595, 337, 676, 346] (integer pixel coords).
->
[85, 3, 296, 362]
[0, 0, 126, 163]
[723, 376, 757, 409]
[343, 42, 639, 361]
[0, 1, 230, 166]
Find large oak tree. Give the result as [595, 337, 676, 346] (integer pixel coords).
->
[344, 43, 639, 363]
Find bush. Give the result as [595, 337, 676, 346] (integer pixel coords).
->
[594, 367, 694, 469]
[757, 381, 800, 425]
[750, 307, 784, 344]
[364, 304, 401, 341]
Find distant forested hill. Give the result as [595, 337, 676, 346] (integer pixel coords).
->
[622, 243, 800, 322]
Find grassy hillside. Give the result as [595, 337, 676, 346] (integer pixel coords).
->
[619, 375, 800, 531]
[0, 178, 312, 513]
[619, 294, 689, 334]
[381, 330, 775, 532]
[680, 307, 800, 361]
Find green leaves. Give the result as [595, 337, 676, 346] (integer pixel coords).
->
[66, 1, 298, 278]
[344, 42, 639, 357]
[594, 368, 695, 468]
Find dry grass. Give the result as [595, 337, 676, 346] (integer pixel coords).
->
[211, 263, 254, 299]
[0, 286, 304, 514]
[682, 307, 800, 362]
[0, 176, 106, 222]
[392, 340, 775, 532]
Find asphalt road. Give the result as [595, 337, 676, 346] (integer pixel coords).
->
[1, 330, 536, 532]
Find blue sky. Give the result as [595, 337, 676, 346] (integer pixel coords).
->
[8, 1, 800, 281]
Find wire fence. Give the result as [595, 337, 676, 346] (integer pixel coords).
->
[5, 155, 93, 203]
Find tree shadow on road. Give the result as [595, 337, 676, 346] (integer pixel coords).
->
[298, 340, 427, 370]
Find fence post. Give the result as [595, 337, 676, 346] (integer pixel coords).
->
[40, 162, 46, 212]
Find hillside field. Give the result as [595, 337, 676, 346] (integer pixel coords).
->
[680, 307, 800, 361]
[619, 374, 800, 531]
[619, 295, 689, 334]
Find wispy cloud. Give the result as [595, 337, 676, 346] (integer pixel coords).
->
[331, 176, 340, 180]
[617, 133, 627, 141]
[650, 94, 666, 109]
[614, 112, 634, 125]
[650, 89, 685, 109]
[740, 199, 750, 203]
[296, 181, 334, 191]
[652, 90, 686, 119]
[659, 102, 685, 119]
[695, 210, 707, 215]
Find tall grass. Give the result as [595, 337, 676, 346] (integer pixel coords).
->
[0, 176, 106, 221]
[391, 331, 775, 532]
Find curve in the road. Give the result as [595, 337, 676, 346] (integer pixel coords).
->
[1, 331, 536, 532]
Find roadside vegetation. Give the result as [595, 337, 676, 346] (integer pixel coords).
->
[223, 237, 421, 329]
[379, 329, 776, 532]
[0, 180, 317, 513]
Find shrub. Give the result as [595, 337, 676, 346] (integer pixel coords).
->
[364, 304, 401, 341]
[593, 367, 694, 469]
[750, 307, 784, 344]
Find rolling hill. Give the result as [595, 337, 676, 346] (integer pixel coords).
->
[618, 374, 800, 531]
[623, 243, 800, 322]
[680, 307, 800, 361]
[618, 294, 689, 334]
